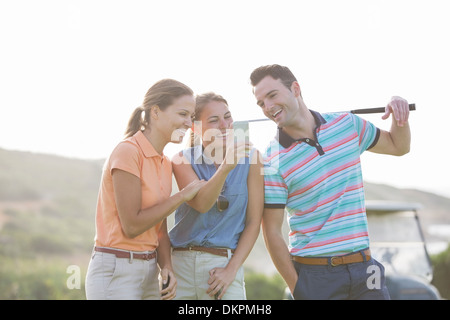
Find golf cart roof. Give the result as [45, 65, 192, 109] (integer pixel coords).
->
[365, 200, 423, 212]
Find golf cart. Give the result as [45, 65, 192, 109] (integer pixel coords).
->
[366, 200, 441, 299]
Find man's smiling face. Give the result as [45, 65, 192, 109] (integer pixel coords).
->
[253, 75, 300, 128]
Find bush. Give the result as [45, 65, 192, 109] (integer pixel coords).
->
[431, 244, 450, 299]
[244, 269, 286, 300]
[0, 256, 86, 300]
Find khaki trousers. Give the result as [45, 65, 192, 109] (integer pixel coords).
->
[172, 249, 246, 300]
[85, 249, 160, 300]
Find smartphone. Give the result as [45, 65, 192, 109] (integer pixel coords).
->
[161, 275, 170, 296]
[232, 121, 249, 144]
[233, 121, 250, 159]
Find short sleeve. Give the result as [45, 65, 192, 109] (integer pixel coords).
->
[350, 113, 380, 153]
[109, 141, 141, 178]
[263, 151, 288, 209]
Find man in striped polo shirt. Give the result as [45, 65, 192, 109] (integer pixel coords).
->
[250, 64, 411, 300]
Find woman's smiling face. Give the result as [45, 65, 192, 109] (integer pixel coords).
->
[196, 100, 233, 148]
[158, 94, 196, 144]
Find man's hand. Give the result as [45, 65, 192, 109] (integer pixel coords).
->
[382, 96, 410, 127]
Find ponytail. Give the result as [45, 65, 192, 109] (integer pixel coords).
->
[124, 106, 146, 138]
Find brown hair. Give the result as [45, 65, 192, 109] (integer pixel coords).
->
[250, 64, 298, 92]
[189, 92, 228, 147]
[125, 79, 193, 138]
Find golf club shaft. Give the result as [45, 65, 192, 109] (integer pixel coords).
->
[247, 103, 416, 122]
[350, 103, 415, 114]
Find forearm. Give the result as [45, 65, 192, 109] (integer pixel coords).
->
[263, 223, 297, 292]
[226, 219, 261, 274]
[389, 120, 411, 156]
[114, 168, 205, 239]
[373, 96, 411, 156]
[206, 218, 261, 300]
[124, 192, 185, 238]
[226, 157, 264, 273]
[188, 164, 230, 213]
[157, 222, 177, 300]
[156, 221, 173, 270]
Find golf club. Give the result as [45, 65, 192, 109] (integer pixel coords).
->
[246, 103, 416, 122]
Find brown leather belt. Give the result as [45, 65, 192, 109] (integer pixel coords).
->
[95, 247, 156, 260]
[173, 246, 235, 258]
[292, 249, 371, 266]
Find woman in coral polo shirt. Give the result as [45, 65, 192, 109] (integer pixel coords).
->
[85, 79, 205, 300]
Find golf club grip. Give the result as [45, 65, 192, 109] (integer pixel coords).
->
[351, 103, 415, 114]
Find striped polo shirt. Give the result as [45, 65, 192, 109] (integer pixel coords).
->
[263, 110, 380, 257]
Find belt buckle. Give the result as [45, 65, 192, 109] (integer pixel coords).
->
[142, 252, 152, 260]
[330, 256, 342, 267]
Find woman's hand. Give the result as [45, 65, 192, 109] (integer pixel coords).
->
[222, 133, 251, 172]
[160, 267, 177, 300]
[179, 179, 206, 202]
[206, 266, 237, 300]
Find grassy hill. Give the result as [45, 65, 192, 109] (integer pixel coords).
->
[1, 147, 449, 299]
[0, 148, 102, 299]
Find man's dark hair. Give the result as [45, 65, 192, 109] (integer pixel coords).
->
[250, 64, 298, 90]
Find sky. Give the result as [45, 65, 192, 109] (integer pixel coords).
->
[1, 0, 449, 198]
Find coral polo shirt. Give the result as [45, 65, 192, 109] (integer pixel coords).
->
[94, 131, 172, 252]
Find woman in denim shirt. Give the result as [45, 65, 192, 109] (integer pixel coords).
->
[169, 92, 264, 300]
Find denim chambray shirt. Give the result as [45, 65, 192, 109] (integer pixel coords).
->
[169, 145, 252, 250]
